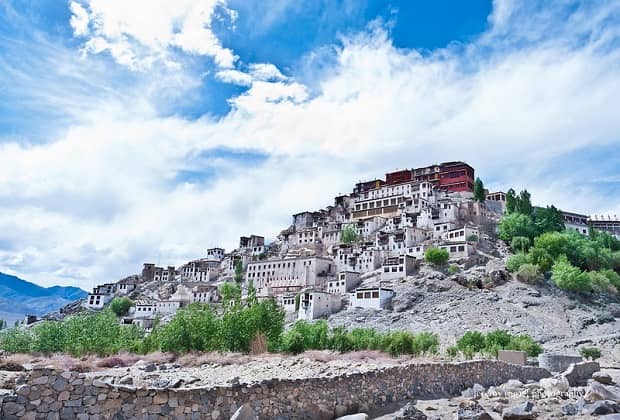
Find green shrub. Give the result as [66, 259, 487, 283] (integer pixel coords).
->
[383, 331, 415, 356]
[551, 256, 591, 292]
[0, 327, 33, 353]
[329, 326, 352, 353]
[456, 331, 486, 354]
[109, 297, 133, 317]
[446, 346, 459, 359]
[516, 263, 542, 284]
[600, 269, 620, 290]
[448, 265, 459, 275]
[499, 213, 536, 242]
[348, 328, 382, 351]
[579, 346, 602, 360]
[507, 334, 543, 357]
[32, 321, 66, 354]
[412, 332, 439, 355]
[511, 236, 530, 252]
[466, 234, 479, 242]
[425, 248, 450, 265]
[507, 253, 531, 272]
[529, 247, 554, 272]
[281, 330, 305, 354]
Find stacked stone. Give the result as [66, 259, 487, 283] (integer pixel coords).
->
[0, 360, 552, 419]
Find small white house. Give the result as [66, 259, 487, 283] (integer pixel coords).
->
[442, 225, 479, 242]
[279, 294, 297, 313]
[327, 271, 361, 295]
[381, 255, 417, 281]
[156, 300, 182, 315]
[298, 290, 341, 321]
[85, 293, 112, 310]
[132, 301, 156, 317]
[438, 242, 473, 260]
[349, 287, 394, 310]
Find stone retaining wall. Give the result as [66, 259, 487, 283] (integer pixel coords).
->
[0, 360, 551, 420]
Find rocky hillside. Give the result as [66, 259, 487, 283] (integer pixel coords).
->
[328, 254, 620, 366]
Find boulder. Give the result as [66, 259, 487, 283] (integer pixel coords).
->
[585, 381, 620, 403]
[456, 400, 492, 420]
[394, 402, 427, 420]
[230, 404, 258, 420]
[539, 376, 570, 395]
[582, 400, 620, 416]
[562, 361, 600, 386]
[502, 401, 537, 420]
[462, 384, 486, 399]
[594, 372, 615, 385]
[485, 259, 508, 285]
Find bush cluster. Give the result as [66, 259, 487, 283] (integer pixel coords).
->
[279, 321, 439, 356]
[453, 330, 543, 359]
[0, 299, 285, 357]
[500, 190, 620, 293]
[0, 310, 143, 356]
[425, 248, 449, 265]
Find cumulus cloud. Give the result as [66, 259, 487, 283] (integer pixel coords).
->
[2, 0, 620, 289]
[69, 0, 237, 70]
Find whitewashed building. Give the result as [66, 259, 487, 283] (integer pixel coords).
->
[327, 271, 361, 295]
[247, 256, 334, 296]
[156, 300, 182, 315]
[349, 287, 394, 310]
[85, 293, 112, 310]
[381, 255, 417, 281]
[298, 290, 341, 321]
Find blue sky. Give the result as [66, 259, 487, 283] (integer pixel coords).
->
[1, 0, 620, 288]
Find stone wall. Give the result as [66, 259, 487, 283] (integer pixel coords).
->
[562, 361, 600, 386]
[0, 360, 551, 420]
[538, 353, 583, 373]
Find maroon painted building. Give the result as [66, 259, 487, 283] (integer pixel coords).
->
[437, 161, 475, 193]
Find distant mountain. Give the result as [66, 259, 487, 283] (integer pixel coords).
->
[0, 272, 87, 325]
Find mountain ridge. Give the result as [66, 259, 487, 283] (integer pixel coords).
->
[0, 272, 87, 324]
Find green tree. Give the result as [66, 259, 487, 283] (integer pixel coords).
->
[456, 331, 486, 353]
[109, 297, 133, 317]
[499, 213, 536, 242]
[511, 236, 531, 253]
[424, 247, 449, 265]
[340, 224, 359, 244]
[234, 260, 244, 283]
[506, 252, 531, 272]
[246, 280, 258, 306]
[32, 321, 66, 354]
[579, 346, 602, 360]
[219, 282, 242, 308]
[516, 190, 533, 215]
[532, 206, 565, 235]
[506, 188, 517, 214]
[551, 255, 591, 292]
[0, 327, 33, 353]
[474, 177, 486, 203]
[0, 320, 5, 330]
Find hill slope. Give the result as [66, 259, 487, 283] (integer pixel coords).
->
[0, 272, 87, 325]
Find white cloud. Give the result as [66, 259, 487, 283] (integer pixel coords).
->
[3, 0, 620, 289]
[69, 2, 90, 36]
[70, 0, 237, 70]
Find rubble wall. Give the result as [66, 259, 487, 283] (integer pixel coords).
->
[0, 360, 551, 419]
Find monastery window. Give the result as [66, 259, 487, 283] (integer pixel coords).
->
[458, 246, 465, 252]
[364, 292, 371, 299]
[372, 291, 379, 298]
[450, 246, 457, 252]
